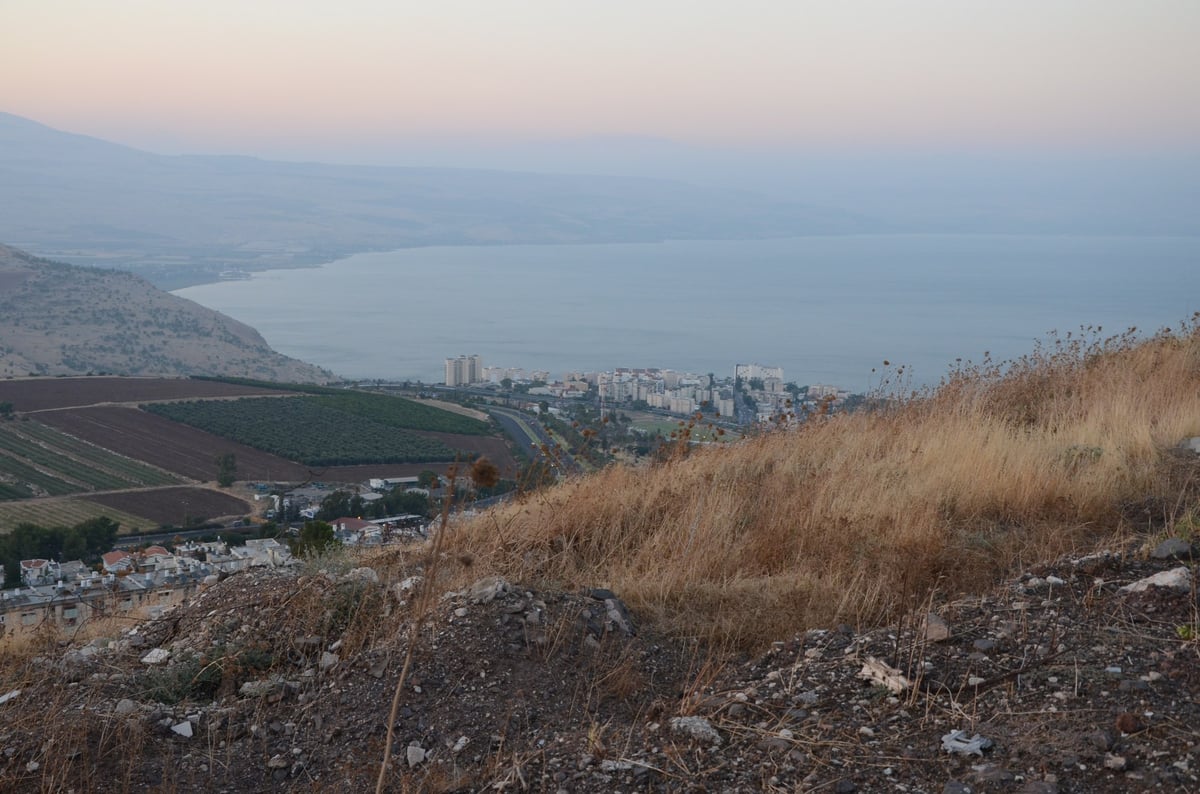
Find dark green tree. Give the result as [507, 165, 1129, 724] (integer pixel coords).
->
[215, 453, 237, 487]
[290, 520, 337, 558]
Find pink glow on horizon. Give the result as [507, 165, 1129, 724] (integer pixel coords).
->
[3, 1, 1198, 155]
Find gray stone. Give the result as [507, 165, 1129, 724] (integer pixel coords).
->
[469, 576, 509, 604]
[267, 754, 288, 769]
[240, 679, 282, 698]
[970, 764, 1014, 784]
[1017, 783, 1059, 794]
[1151, 537, 1195, 560]
[1182, 437, 1200, 454]
[171, 721, 193, 738]
[140, 648, 170, 665]
[341, 567, 379, 585]
[924, 613, 952, 642]
[114, 698, 137, 715]
[318, 652, 339, 671]
[973, 638, 996, 652]
[942, 782, 971, 794]
[406, 745, 426, 767]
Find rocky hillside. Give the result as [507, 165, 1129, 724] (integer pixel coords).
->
[0, 244, 331, 381]
[0, 538, 1196, 792]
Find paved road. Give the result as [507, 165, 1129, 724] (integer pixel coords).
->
[488, 407, 581, 475]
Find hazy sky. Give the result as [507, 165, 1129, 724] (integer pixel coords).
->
[3, 0, 1198, 163]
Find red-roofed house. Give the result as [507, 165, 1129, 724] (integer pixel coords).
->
[101, 550, 134, 574]
[138, 546, 177, 573]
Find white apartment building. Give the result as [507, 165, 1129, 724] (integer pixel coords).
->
[735, 363, 784, 382]
[444, 354, 483, 386]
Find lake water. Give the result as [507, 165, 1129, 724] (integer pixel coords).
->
[175, 235, 1200, 391]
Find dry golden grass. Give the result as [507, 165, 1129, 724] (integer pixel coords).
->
[446, 318, 1200, 649]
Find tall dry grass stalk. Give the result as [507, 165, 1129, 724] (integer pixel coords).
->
[446, 320, 1200, 648]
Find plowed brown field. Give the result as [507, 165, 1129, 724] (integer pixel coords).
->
[37, 406, 308, 481]
[0, 376, 286, 412]
[36, 407, 517, 483]
[85, 486, 251, 526]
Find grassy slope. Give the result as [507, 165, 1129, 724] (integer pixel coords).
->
[448, 319, 1200, 648]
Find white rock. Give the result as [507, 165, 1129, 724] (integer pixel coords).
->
[453, 607, 469, 618]
[669, 716, 722, 745]
[0, 689, 20, 706]
[171, 721, 193, 738]
[140, 648, 170, 665]
[115, 698, 137, 715]
[451, 736, 469, 754]
[1119, 566, 1192, 593]
[318, 652, 339, 671]
[406, 745, 426, 767]
[941, 730, 993, 756]
[858, 657, 911, 693]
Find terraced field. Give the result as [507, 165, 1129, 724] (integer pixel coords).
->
[0, 419, 180, 500]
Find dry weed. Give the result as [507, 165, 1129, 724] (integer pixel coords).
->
[446, 319, 1200, 649]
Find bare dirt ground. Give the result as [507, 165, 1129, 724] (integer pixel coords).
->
[0, 377, 288, 412]
[84, 486, 252, 527]
[0, 536, 1195, 793]
[35, 406, 313, 482]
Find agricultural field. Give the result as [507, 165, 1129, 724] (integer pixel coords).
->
[0, 376, 288, 412]
[196, 378, 491, 433]
[36, 407, 312, 481]
[0, 498, 147, 534]
[311, 391, 491, 435]
[86, 486, 250, 528]
[143, 398, 458, 465]
[0, 418, 181, 500]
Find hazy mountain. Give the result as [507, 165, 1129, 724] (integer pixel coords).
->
[0, 244, 332, 381]
[0, 113, 872, 289]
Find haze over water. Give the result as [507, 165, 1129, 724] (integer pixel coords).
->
[177, 234, 1199, 391]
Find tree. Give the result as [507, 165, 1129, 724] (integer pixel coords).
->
[500, 377, 513, 391]
[0, 402, 13, 419]
[417, 470, 440, 489]
[215, 453, 237, 487]
[290, 520, 337, 558]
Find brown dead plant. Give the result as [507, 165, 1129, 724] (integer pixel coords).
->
[445, 318, 1200, 650]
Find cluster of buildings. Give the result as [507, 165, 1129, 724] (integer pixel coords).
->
[447, 355, 852, 423]
[0, 539, 292, 639]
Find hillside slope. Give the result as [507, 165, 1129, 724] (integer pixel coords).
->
[0, 244, 331, 381]
[0, 112, 871, 289]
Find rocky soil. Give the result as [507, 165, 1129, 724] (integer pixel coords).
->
[0, 538, 1197, 793]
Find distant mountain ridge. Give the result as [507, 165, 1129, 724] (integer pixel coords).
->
[0, 112, 873, 289]
[0, 243, 332, 381]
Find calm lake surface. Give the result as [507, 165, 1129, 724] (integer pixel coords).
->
[175, 235, 1200, 390]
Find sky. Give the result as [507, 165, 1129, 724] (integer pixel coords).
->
[3, 0, 1199, 169]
